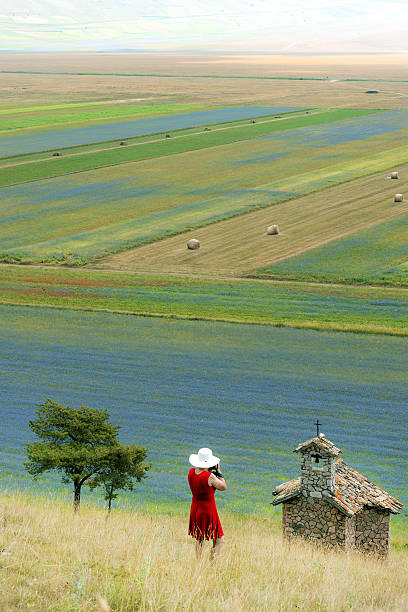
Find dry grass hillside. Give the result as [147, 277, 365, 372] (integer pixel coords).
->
[0, 493, 407, 611]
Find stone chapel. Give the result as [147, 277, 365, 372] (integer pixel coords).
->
[272, 433, 403, 555]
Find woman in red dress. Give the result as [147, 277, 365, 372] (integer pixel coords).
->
[188, 447, 227, 557]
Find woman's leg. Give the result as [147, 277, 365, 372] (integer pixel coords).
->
[211, 536, 225, 558]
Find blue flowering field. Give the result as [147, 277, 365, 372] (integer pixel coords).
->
[0, 106, 297, 157]
[0, 108, 375, 188]
[0, 304, 406, 529]
[1, 107, 408, 264]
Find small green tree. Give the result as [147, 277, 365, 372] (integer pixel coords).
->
[89, 444, 151, 512]
[25, 399, 131, 511]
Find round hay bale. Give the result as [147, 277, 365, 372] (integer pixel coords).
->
[266, 224, 279, 235]
[251, 120, 256, 124]
[120, 141, 127, 146]
[394, 193, 404, 202]
[204, 127, 211, 131]
[52, 152, 61, 157]
[391, 171, 399, 179]
[187, 238, 200, 250]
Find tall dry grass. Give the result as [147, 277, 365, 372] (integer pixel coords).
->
[0, 492, 407, 611]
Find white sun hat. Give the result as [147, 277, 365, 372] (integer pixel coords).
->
[189, 447, 220, 468]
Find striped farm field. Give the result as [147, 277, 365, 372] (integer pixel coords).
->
[0, 106, 298, 156]
[257, 210, 408, 286]
[0, 108, 363, 187]
[1, 265, 408, 336]
[0, 102, 209, 134]
[1, 108, 408, 265]
[99, 161, 408, 276]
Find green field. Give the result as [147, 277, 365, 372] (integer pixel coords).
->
[257, 211, 408, 286]
[2, 97, 408, 336]
[102, 162, 408, 278]
[0, 100, 166, 114]
[2, 108, 408, 266]
[0, 108, 369, 187]
[0, 103, 210, 134]
[1, 265, 408, 336]
[2, 143, 408, 266]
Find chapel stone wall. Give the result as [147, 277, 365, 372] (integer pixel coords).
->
[283, 496, 346, 546]
[354, 508, 390, 555]
[344, 515, 356, 550]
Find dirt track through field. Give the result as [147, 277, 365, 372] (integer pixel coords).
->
[97, 165, 408, 276]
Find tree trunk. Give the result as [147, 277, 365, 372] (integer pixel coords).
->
[74, 481, 81, 512]
[108, 496, 112, 514]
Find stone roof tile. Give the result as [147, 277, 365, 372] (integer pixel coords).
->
[272, 477, 302, 505]
[335, 459, 403, 515]
[322, 490, 357, 516]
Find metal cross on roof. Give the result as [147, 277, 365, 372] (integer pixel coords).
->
[315, 419, 321, 436]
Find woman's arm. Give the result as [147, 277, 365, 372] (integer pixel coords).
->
[208, 464, 227, 491]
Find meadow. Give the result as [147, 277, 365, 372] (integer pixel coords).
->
[1, 265, 408, 336]
[0, 108, 365, 187]
[1, 303, 407, 523]
[1, 108, 407, 265]
[1, 53, 408, 609]
[257, 211, 408, 286]
[105, 162, 408, 276]
[0, 493, 407, 612]
[0, 102, 209, 133]
[0, 106, 293, 157]
[0, 107, 322, 187]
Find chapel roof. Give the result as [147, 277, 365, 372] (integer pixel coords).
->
[272, 459, 403, 516]
[294, 433, 341, 457]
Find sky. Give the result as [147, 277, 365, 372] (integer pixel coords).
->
[1, 0, 408, 53]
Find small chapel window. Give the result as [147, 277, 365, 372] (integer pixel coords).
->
[311, 453, 323, 470]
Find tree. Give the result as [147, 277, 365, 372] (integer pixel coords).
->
[25, 399, 142, 512]
[88, 444, 151, 512]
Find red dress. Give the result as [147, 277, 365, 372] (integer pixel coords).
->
[188, 468, 224, 541]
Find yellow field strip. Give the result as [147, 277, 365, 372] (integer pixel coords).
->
[0, 98, 155, 115]
[98, 164, 408, 276]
